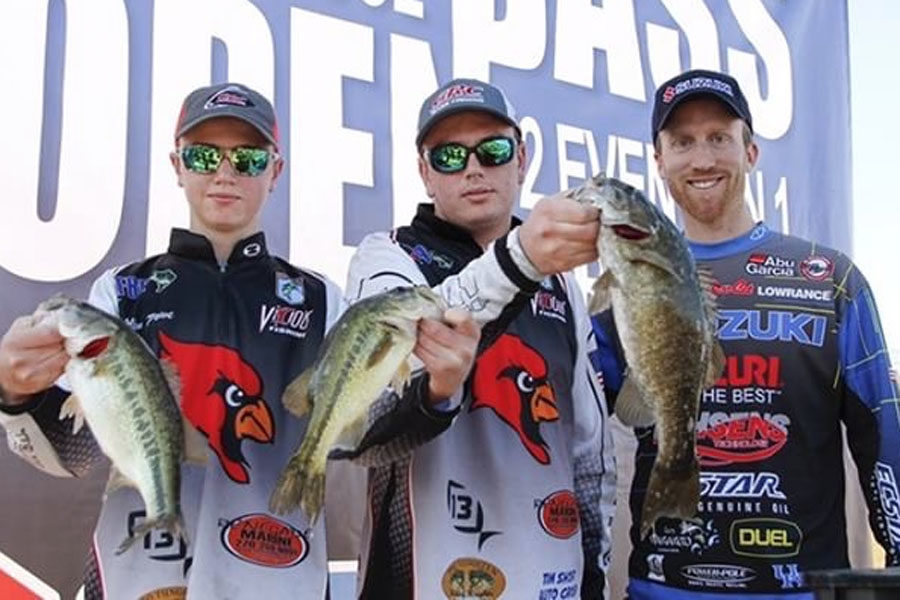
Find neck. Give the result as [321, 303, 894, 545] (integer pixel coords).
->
[682, 205, 755, 244]
[472, 222, 511, 249]
[190, 223, 258, 264]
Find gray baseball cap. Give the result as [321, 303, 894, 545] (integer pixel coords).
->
[175, 82, 279, 149]
[415, 78, 520, 148]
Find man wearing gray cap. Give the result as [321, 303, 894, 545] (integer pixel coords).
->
[0, 82, 479, 598]
[341, 77, 616, 599]
[591, 68, 900, 599]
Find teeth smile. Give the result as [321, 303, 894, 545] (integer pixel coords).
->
[690, 179, 718, 189]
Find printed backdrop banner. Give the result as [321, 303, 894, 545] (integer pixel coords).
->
[0, 0, 851, 596]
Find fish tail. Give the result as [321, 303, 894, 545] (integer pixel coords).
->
[269, 449, 326, 524]
[299, 468, 326, 527]
[639, 460, 700, 539]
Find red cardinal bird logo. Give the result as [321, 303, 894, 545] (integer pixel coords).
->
[159, 332, 275, 484]
[471, 334, 558, 464]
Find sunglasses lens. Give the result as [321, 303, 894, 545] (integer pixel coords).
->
[475, 137, 514, 166]
[181, 144, 222, 173]
[230, 147, 271, 176]
[429, 143, 468, 174]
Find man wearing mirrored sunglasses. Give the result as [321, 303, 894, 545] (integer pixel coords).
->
[341, 78, 616, 599]
[0, 81, 481, 599]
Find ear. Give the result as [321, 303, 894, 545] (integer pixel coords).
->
[270, 156, 285, 191]
[653, 145, 666, 182]
[745, 140, 760, 169]
[170, 151, 184, 187]
[418, 155, 435, 198]
[516, 138, 528, 185]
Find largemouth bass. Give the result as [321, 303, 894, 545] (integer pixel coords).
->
[34, 296, 187, 553]
[572, 174, 724, 537]
[270, 285, 447, 523]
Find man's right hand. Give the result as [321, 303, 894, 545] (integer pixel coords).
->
[517, 191, 600, 275]
[0, 315, 68, 404]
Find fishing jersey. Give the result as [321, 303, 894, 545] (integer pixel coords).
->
[345, 204, 616, 600]
[0, 229, 353, 599]
[590, 223, 900, 600]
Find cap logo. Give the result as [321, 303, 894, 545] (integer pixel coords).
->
[430, 84, 484, 115]
[204, 85, 254, 110]
[664, 76, 734, 104]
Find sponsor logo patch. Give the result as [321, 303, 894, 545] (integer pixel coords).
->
[772, 563, 804, 589]
[115, 269, 177, 300]
[663, 76, 734, 104]
[259, 304, 314, 339]
[431, 84, 484, 114]
[717, 309, 826, 347]
[536, 490, 580, 539]
[408, 243, 455, 270]
[530, 289, 567, 323]
[697, 411, 790, 466]
[649, 519, 720, 555]
[745, 254, 796, 277]
[442, 557, 506, 599]
[875, 462, 900, 547]
[205, 85, 253, 109]
[756, 284, 832, 302]
[680, 563, 756, 588]
[647, 553, 666, 582]
[712, 279, 755, 297]
[220, 513, 308, 567]
[539, 568, 579, 598]
[275, 272, 305, 305]
[729, 518, 802, 558]
[700, 472, 786, 499]
[799, 256, 834, 282]
[126, 509, 188, 565]
[447, 480, 501, 550]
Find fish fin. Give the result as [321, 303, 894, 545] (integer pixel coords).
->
[332, 413, 367, 452]
[633, 250, 682, 280]
[270, 455, 326, 527]
[390, 358, 413, 392]
[639, 459, 700, 539]
[587, 271, 616, 314]
[366, 331, 395, 370]
[182, 417, 208, 465]
[103, 466, 136, 499]
[159, 357, 182, 402]
[283, 368, 314, 418]
[59, 394, 85, 434]
[614, 377, 656, 428]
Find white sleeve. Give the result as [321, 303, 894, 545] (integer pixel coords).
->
[346, 229, 542, 327]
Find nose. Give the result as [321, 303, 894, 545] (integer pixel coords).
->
[689, 141, 716, 170]
[213, 155, 239, 181]
[462, 150, 484, 177]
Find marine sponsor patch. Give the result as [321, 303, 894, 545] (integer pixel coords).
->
[441, 557, 506, 599]
[536, 490, 580, 539]
[220, 513, 308, 567]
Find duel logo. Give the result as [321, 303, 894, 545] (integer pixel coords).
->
[729, 518, 802, 558]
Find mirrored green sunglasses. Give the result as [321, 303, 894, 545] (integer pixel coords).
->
[426, 136, 516, 174]
[179, 143, 277, 177]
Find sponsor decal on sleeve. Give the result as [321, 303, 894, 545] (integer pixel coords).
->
[441, 557, 506, 600]
[220, 513, 308, 567]
[875, 462, 900, 548]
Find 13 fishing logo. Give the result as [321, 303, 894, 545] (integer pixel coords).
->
[446, 480, 501, 550]
[648, 519, 720, 555]
[127, 509, 188, 569]
[680, 563, 756, 589]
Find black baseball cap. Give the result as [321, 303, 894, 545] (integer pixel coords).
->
[175, 82, 279, 149]
[651, 69, 752, 142]
[415, 78, 520, 148]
